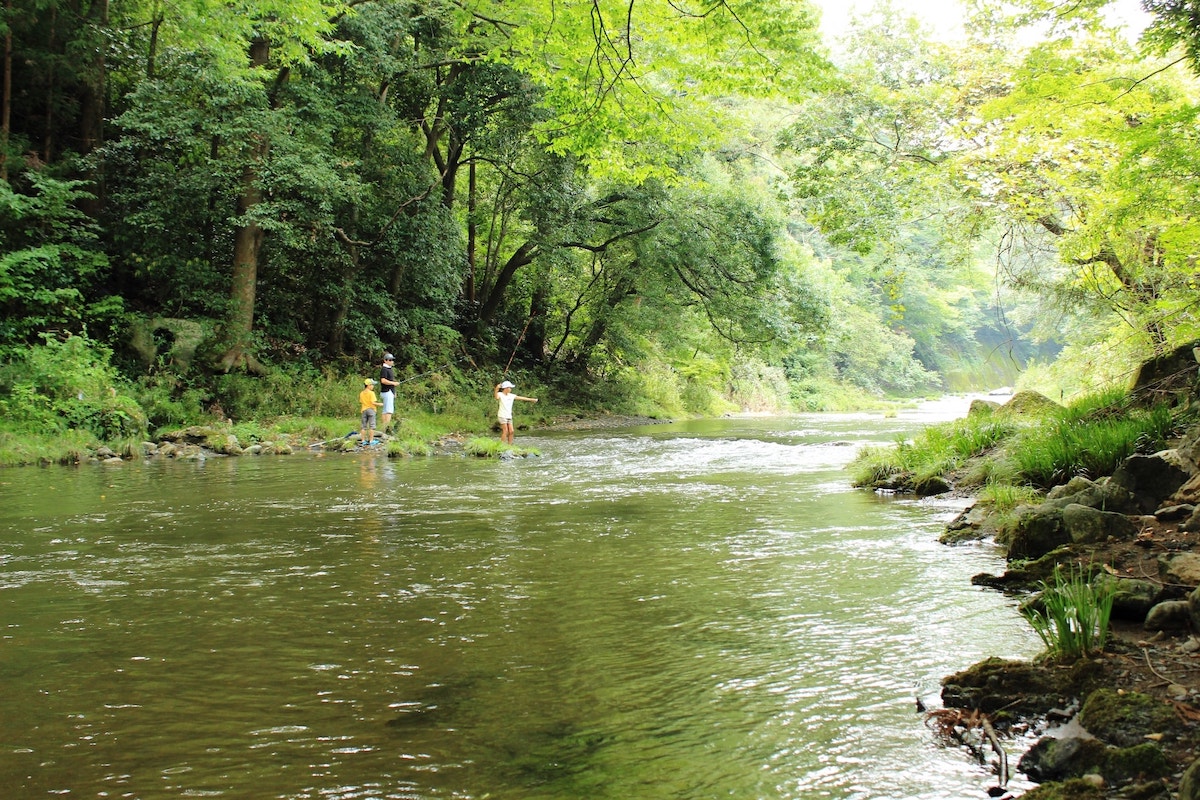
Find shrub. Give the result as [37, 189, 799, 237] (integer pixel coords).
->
[0, 334, 147, 441]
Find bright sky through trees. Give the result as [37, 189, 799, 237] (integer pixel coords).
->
[814, 0, 1152, 41]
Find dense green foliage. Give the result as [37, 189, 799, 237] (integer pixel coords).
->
[3, 0, 1200, 452]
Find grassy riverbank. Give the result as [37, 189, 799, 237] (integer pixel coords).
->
[849, 386, 1186, 537]
[0, 334, 907, 466]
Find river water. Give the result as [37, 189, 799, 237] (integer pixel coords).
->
[0, 401, 1040, 799]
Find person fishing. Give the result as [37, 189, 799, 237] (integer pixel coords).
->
[358, 378, 383, 446]
[494, 380, 537, 444]
[378, 353, 398, 433]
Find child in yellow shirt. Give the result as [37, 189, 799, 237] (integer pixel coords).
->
[358, 378, 383, 445]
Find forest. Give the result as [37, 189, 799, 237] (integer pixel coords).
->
[3, 0, 1200, 458]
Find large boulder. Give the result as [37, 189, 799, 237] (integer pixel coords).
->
[1060, 503, 1139, 544]
[1109, 452, 1191, 514]
[1131, 340, 1200, 402]
[999, 390, 1064, 416]
[941, 657, 1071, 715]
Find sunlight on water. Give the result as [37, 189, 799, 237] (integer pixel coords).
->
[0, 405, 1038, 799]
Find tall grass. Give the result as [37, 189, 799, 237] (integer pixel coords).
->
[1010, 402, 1173, 487]
[1021, 564, 1116, 660]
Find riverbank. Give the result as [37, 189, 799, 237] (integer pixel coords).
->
[874, 391, 1200, 800]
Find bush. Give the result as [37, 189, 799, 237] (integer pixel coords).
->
[0, 334, 147, 441]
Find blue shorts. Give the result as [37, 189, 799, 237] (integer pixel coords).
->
[381, 391, 395, 414]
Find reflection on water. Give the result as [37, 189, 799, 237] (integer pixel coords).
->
[0, 406, 1038, 799]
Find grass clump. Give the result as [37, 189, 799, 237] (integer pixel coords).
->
[464, 437, 540, 458]
[850, 414, 1020, 489]
[1021, 564, 1116, 661]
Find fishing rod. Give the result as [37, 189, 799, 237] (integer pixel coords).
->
[503, 314, 536, 377]
[393, 355, 473, 387]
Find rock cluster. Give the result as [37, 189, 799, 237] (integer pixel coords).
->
[943, 421, 1200, 798]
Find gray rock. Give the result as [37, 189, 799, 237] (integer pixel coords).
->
[1162, 552, 1200, 587]
[1062, 503, 1139, 544]
[1145, 600, 1192, 632]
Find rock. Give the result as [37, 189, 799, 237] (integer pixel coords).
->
[941, 657, 1070, 715]
[1173, 472, 1200, 505]
[1008, 507, 1071, 560]
[1062, 503, 1139, 544]
[1181, 755, 1200, 800]
[999, 390, 1064, 416]
[1132, 340, 1200, 398]
[968, 398, 1001, 416]
[913, 474, 951, 496]
[942, 504, 995, 543]
[1155, 503, 1195, 521]
[1019, 734, 1108, 782]
[1048, 476, 1097, 501]
[245, 444, 263, 455]
[1144, 600, 1191, 631]
[157, 442, 177, 458]
[1161, 552, 1200, 586]
[1186, 585, 1200, 631]
[1079, 688, 1181, 748]
[1110, 452, 1191, 513]
[1104, 576, 1160, 622]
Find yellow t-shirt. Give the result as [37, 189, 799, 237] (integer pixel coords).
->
[359, 387, 378, 412]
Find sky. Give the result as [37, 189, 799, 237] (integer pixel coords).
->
[813, 0, 1152, 42]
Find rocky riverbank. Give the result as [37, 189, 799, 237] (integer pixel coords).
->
[926, 405, 1200, 799]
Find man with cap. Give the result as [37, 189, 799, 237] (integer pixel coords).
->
[358, 378, 383, 445]
[379, 353, 398, 433]
[494, 380, 538, 444]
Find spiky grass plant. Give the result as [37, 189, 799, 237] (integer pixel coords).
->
[1021, 564, 1116, 660]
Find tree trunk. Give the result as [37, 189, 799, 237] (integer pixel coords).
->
[476, 240, 538, 326]
[1, 0, 11, 181]
[466, 159, 477, 304]
[216, 38, 271, 374]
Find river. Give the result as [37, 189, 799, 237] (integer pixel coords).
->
[0, 401, 1041, 799]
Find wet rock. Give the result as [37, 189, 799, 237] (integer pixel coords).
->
[1018, 777, 1106, 799]
[913, 474, 951, 496]
[1019, 734, 1108, 782]
[940, 657, 1070, 716]
[157, 442, 178, 458]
